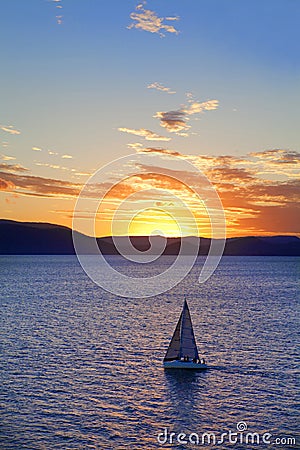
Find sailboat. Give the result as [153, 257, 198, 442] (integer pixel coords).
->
[163, 299, 208, 369]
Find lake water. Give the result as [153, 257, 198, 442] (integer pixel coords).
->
[0, 256, 299, 449]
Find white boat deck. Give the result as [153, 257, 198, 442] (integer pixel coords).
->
[163, 360, 208, 370]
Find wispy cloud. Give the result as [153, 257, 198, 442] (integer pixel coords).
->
[74, 171, 91, 177]
[51, 0, 63, 25]
[247, 149, 300, 180]
[136, 147, 300, 184]
[0, 171, 80, 198]
[130, 148, 300, 235]
[127, 142, 144, 150]
[250, 149, 300, 164]
[35, 163, 61, 170]
[183, 99, 219, 115]
[128, 2, 180, 37]
[1, 146, 299, 236]
[147, 82, 176, 94]
[0, 170, 104, 199]
[154, 99, 219, 136]
[0, 125, 21, 135]
[34, 162, 89, 177]
[135, 147, 184, 158]
[127, 144, 183, 158]
[154, 110, 190, 135]
[48, 150, 59, 156]
[56, 15, 63, 25]
[0, 163, 29, 173]
[1, 154, 16, 161]
[33, 147, 72, 158]
[118, 127, 171, 141]
[133, 147, 300, 194]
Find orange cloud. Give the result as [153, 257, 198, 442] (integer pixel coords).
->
[0, 163, 29, 173]
[2, 147, 298, 237]
[136, 147, 182, 158]
[0, 171, 81, 198]
[128, 148, 300, 236]
[0, 178, 15, 191]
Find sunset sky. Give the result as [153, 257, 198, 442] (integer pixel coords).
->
[1, 0, 299, 237]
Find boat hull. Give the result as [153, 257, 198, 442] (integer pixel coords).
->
[163, 360, 208, 370]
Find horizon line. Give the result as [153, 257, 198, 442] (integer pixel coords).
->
[1, 218, 299, 240]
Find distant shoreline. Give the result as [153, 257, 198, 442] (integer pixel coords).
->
[0, 219, 299, 256]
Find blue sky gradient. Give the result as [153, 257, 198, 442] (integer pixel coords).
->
[0, 1, 299, 235]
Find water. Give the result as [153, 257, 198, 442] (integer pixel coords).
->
[0, 256, 299, 449]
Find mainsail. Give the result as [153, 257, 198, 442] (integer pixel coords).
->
[164, 300, 199, 362]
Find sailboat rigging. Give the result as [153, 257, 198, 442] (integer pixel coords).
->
[163, 299, 207, 370]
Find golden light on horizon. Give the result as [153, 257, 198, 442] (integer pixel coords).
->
[127, 209, 182, 237]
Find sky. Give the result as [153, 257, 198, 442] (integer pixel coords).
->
[0, 0, 299, 237]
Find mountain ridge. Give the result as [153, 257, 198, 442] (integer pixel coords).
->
[0, 219, 299, 256]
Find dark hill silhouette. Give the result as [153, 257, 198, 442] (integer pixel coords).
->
[0, 219, 299, 256]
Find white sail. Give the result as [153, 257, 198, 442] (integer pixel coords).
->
[164, 311, 182, 361]
[164, 300, 199, 362]
[180, 300, 199, 361]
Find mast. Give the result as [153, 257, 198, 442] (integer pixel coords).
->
[164, 299, 199, 362]
[179, 299, 199, 361]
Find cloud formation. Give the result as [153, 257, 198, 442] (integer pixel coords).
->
[129, 147, 300, 235]
[2, 142, 298, 236]
[0, 171, 81, 198]
[147, 82, 176, 94]
[51, 0, 63, 24]
[128, 3, 179, 37]
[154, 110, 190, 135]
[48, 151, 59, 156]
[250, 149, 300, 165]
[118, 127, 171, 141]
[0, 125, 21, 135]
[1, 154, 16, 161]
[183, 99, 219, 115]
[56, 15, 63, 25]
[0, 163, 29, 173]
[135, 147, 183, 158]
[32, 146, 42, 151]
[0, 178, 15, 191]
[62, 154, 73, 159]
[154, 99, 219, 136]
[127, 142, 144, 150]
